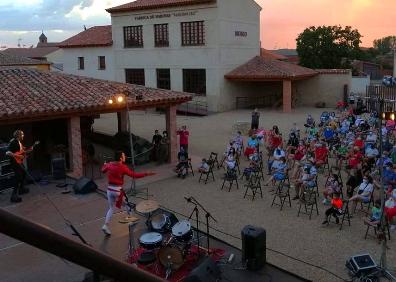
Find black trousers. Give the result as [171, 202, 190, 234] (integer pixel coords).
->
[325, 207, 342, 219]
[10, 163, 26, 197]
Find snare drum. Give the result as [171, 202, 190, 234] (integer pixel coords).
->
[149, 213, 171, 233]
[139, 232, 163, 250]
[171, 220, 193, 242]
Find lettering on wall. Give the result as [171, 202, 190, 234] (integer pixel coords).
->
[134, 11, 197, 20]
[235, 31, 248, 37]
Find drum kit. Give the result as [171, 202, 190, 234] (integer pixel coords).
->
[134, 200, 196, 277]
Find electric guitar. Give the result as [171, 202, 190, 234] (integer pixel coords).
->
[13, 141, 40, 165]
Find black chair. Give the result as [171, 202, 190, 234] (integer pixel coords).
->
[353, 189, 375, 214]
[198, 159, 215, 184]
[297, 188, 319, 220]
[187, 158, 194, 176]
[271, 179, 291, 211]
[364, 217, 391, 241]
[221, 168, 239, 192]
[243, 174, 262, 201]
[326, 200, 351, 230]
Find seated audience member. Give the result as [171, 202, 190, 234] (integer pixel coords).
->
[385, 189, 396, 231]
[233, 131, 244, 153]
[347, 146, 363, 169]
[174, 147, 189, 178]
[322, 192, 343, 225]
[314, 142, 328, 167]
[353, 136, 364, 150]
[363, 200, 382, 229]
[323, 174, 341, 205]
[287, 132, 299, 155]
[244, 135, 258, 157]
[198, 158, 210, 173]
[290, 122, 300, 139]
[264, 157, 287, 186]
[268, 145, 285, 175]
[293, 140, 307, 162]
[383, 162, 396, 194]
[349, 176, 374, 212]
[336, 141, 349, 167]
[365, 130, 377, 145]
[293, 161, 317, 200]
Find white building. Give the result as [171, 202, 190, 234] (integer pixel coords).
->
[61, 0, 261, 113]
[60, 0, 351, 113]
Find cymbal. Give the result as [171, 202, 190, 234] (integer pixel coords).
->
[136, 200, 159, 214]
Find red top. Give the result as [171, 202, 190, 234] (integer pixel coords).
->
[101, 162, 147, 186]
[332, 198, 343, 209]
[177, 130, 189, 145]
[354, 139, 364, 149]
[315, 147, 328, 162]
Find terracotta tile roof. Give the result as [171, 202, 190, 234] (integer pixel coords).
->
[0, 52, 51, 66]
[0, 68, 191, 122]
[315, 69, 351, 75]
[260, 49, 288, 60]
[59, 26, 113, 48]
[2, 47, 59, 59]
[225, 56, 318, 81]
[107, 0, 216, 13]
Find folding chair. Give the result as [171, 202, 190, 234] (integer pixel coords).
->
[353, 189, 375, 214]
[243, 174, 262, 200]
[364, 217, 391, 241]
[198, 159, 215, 184]
[326, 200, 351, 230]
[297, 188, 319, 220]
[221, 168, 239, 192]
[271, 179, 291, 211]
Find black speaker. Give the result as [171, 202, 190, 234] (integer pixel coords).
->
[184, 257, 221, 282]
[73, 177, 97, 194]
[346, 254, 377, 277]
[242, 225, 266, 271]
[52, 158, 66, 180]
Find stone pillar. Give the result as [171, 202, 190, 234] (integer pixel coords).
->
[283, 80, 292, 113]
[68, 117, 83, 178]
[117, 111, 128, 133]
[166, 105, 177, 163]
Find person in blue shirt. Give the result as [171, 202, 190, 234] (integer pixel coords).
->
[323, 126, 334, 141]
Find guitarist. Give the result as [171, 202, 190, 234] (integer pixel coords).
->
[6, 130, 30, 203]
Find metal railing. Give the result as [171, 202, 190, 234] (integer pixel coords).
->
[358, 85, 396, 112]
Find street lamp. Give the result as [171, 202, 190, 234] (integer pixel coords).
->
[108, 90, 136, 193]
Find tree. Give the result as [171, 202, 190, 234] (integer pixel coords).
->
[296, 25, 362, 69]
[373, 36, 396, 55]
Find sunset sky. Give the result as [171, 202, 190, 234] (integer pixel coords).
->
[0, 0, 394, 49]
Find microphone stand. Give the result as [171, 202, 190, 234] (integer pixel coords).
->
[187, 199, 201, 258]
[186, 196, 217, 256]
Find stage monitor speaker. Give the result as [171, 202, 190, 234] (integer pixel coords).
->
[73, 177, 97, 194]
[52, 158, 66, 180]
[242, 225, 266, 271]
[345, 254, 377, 277]
[184, 257, 221, 282]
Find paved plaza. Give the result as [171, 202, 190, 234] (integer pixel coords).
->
[0, 107, 395, 282]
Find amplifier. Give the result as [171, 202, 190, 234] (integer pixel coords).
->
[346, 254, 377, 277]
[0, 160, 14, 191]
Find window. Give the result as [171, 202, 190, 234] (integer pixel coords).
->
[181, 21, 205, 46]
[125, 69, 145, 85]
[123, 26, 143, 48]
[154, 24, 169, 47]
[156, 69, 171, 90]
[78, 57, 84, 70]
[98, 56, 106, 70]
[183, 69, 206, 96]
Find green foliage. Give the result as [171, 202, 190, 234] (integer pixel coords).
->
[296, 25, 362, 69]
[373, 36, 396, 55]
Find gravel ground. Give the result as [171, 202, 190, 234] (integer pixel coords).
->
[94, 107, 396, 282]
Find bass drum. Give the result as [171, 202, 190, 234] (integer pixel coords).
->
[172, 220, 193, 243]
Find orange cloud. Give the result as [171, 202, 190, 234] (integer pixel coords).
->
[257, 0, 395, 49]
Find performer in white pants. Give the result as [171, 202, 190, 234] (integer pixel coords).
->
[101, 151, 155, 236]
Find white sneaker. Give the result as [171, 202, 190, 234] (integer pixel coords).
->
[101, 224, 111, 236]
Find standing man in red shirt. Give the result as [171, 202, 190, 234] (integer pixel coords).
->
[177, 125, 190, 153]
[101, 151, 155, 236]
